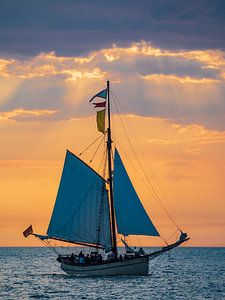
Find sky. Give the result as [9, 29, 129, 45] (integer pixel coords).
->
[0, 1, 225, 247]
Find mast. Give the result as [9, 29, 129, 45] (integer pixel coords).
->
[106, 80, 117, 255]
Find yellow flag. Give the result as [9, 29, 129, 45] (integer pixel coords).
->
[96, 109, 106, 133]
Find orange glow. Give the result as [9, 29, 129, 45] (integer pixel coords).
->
[0, 43, 225, 247]
[0, 109, 58, 120]
[0, 116, 225, 247]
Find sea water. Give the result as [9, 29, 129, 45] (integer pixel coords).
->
[0, 247, 224, 299]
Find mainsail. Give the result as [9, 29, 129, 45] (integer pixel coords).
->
[47, 150, 112, 250]
[113, 149, 160, 237]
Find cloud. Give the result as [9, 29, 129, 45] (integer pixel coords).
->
[147, 123, 225, 145]
[0, 58, 13, 76]
[0, 42, 225, 130]
[0, 108, 58, 121]
[0, 0, 225, 56]
[1, 43, 225, 80]
[142, 74, 219, 84]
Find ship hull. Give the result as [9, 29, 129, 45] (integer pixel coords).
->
[61, 256, 149, 276]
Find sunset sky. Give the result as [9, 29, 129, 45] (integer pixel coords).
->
[0, 0, 225, 247]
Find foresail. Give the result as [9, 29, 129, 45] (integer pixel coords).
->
[47, 150, 112, 250]
[114, 149, 159, 237]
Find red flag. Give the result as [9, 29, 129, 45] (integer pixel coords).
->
[92, 101, 106, 108]
[23, 225, 33, 238]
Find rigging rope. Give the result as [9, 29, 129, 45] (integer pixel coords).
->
[34, 235, 60, 255]
[79, 135, 103, 156]
[110, 87, 181, 235]
[89, 134, 105, 163]
[167, 228, 179, 243]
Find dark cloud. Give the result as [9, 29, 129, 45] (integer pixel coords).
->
[0, 0, 224, 56]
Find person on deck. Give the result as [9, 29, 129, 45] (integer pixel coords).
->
[179, 232, 187, 242]
[110, 252, 117, 261]
[90, 252, 97, 263]
[71, 253, 77, 263]
[97, 253, 102, 263]
[138, 247, 145, 256]
[79, 256, 85, 264]
[78, 251, 85, 264]
[86, 254, 90, 264]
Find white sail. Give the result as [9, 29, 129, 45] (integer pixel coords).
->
[113, 149, 160, 237]
[47, 150, 112, 250]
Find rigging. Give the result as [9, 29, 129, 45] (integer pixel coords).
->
[110, 87, 182, 239]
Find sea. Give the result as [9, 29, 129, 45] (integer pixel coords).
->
[0, 247, 224, 299]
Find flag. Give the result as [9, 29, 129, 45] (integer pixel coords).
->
[92, 101, 106, 108]
[23, 225, 33, 238]
[90, 88, 107, 134]
[89, 89, 107, 103]
[96, 109, 106, 133]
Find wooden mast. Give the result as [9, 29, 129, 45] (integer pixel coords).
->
[106, 80, 117, 255]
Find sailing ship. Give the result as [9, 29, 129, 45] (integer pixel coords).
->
[23, 81, 189, 276]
